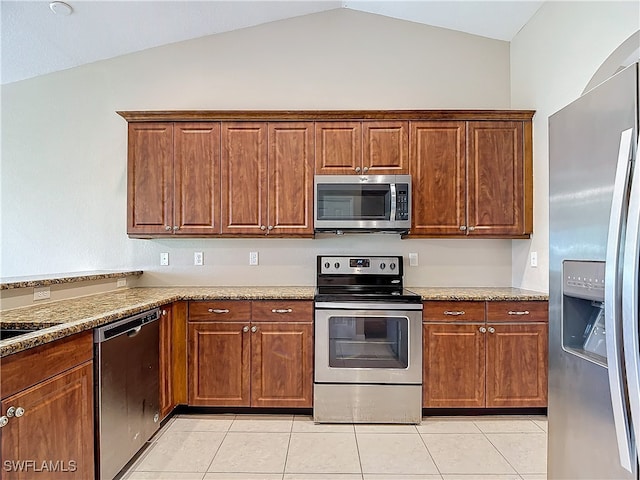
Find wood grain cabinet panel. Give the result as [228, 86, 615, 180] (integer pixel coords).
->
[1, 362, 94, 480]
[363, 121, 409, 174]
[127, 122, 221, 236]
[467, 121, 526, 236]
[410, 121, 466, 235]
[486, 323, 548, 407]
[187, 300, 313, 408]
[423, 323, 485, 408]
[315, 122, 362, 174]
[423, 300, 548, 409]
[188, 300, 252, 322]
[188, 321, 251, 406]
[127, 123, 173, 235]
[250, 322, 313, 407]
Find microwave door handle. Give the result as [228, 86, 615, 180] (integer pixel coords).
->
[390, 183, 397, 221]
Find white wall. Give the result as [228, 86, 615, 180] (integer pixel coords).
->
[510, 1, 640, 292]
[1, 8, 516, 287]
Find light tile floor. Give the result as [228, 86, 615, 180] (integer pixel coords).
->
[122, 414, 548, 480]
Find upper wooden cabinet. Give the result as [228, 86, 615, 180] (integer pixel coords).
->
[221, 122, 314, 236]
[127, 122, 221, 236]
[315, 121, 409, 175]
[410, 119, 533, 238]
[120, 110, 533, 238]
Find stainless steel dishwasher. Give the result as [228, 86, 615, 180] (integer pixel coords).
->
[94, 308, 161, 480]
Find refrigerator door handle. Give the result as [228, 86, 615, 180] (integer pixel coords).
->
[605, 127, 635, 472]
[622, 132, 640, 462]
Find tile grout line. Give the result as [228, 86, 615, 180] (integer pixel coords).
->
[474, 420, 537, 478]
[202, 414, 236, 476]
[416, 423, 445, 479]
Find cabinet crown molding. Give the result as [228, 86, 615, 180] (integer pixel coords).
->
[117, 110, 536, 123]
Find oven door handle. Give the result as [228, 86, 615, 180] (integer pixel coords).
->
[390, 183, 397, 222]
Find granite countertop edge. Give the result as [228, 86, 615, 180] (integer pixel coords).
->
[0, 286, 548, 358]
[0, 270, 144, 290]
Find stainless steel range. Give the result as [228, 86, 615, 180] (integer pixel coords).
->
[314, 255, 423, 424]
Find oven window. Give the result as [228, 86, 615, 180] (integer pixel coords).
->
[328, 315, 409, 369]
[316, 184, 391, 221]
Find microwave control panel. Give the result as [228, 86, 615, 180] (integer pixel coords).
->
[395, 184, 409, 221]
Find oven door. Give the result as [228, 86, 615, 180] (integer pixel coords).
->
[314, 303, 422, 384]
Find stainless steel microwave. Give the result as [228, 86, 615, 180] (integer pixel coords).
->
[314, 175, 411, 233]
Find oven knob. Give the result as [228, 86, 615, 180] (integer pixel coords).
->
[324, 262, 330, 269]
[334, 262, 340, 269]
[390, 262, 396, 270]
[380, 263, 386, 270]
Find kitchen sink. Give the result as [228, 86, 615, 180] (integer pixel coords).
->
[0, 328, 37, 340]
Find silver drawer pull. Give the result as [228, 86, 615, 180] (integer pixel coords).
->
[208, 308, 230, 314]
[444, 310, 465, 316]
[508, 310, 530, 315]
[271, 308, 293, 314]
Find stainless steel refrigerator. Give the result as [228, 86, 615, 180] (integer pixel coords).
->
[549, 61, 640, 479]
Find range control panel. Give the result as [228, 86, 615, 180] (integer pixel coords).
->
[563, 260, 605, 301]
[318, 256, 401, 275]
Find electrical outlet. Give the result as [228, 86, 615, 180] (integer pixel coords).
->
[194, 252, 204, 266]
[160, 252, 169, 266]
[116, 278, 127, 288]
[409, 253, 419, 267]
[33, 286, 50, 301]
[530, 251, 538, 267]
[249, 251, 259, 266]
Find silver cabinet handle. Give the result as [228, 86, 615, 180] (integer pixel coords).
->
[260, 225, 266, 231]
[14, 407, 24, 418]
[6, 406, 15, 417]
[459, 225, 467, 231]
[208, 309, 229, 314]
[251, 326, 258, 333]
[363, 166, 369, 173]
[242, 326, 249, 333]
[162, 309, 167, 316]
[355, 166, 361, 173]
[444, 311, 465, 316]
[7, 406, 23, 418]
[479, 327, 487, 333]
[271, 308, 293, 314]
[468, 226, 475, 231]
[165, 225, 171, 231]
[173, 226, 179, 231]
[268, 225, 273, 230]
[0, 416, 7, 428]
[488, 327, 496, 334]
[508, 310, 530, 315]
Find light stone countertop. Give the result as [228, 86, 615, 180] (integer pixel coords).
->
[0, 286, 547, 358]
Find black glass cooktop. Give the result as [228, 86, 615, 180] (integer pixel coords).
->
[314, 286, 422, 303]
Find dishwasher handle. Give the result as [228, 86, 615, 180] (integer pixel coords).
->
[94, 308, 160, 343]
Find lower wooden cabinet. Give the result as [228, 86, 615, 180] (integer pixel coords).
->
[188, 300, 313, 408]
[423, 300, 548, 408]
[159, 304, 174, 419]
[0, 332, 94, 479]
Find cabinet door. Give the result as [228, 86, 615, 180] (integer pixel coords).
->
[159, 305, 174, 419]
[1, 362, 94, 480]
[250, 322, 313, 407]
[221, 122, 268, 234]
[486, 323, 548, 407]
[174, 123, 221, 234]
[363, 121, 409, 174]
[188, 322, 250, 406]
[268, 123, 314, 236]
[315, 122, 362, 174]
[127, 123, 173, 235]
[467, 121, 525, 236]
[409, 121, 466, 236]
[423, 323, 485, 408]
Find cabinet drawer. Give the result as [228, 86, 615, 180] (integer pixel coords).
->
[252, 300, 313, 322]
[486, 301, 548, 322]
[423, 301, 486, 322]
[188, 301, 251, 321]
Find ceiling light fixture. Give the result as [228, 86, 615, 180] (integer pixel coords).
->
[49, 1, 73, 16]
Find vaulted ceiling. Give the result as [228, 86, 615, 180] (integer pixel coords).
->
[1, 1, 544, 84]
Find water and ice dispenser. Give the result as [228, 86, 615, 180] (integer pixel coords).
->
[562, 260, 607, 366]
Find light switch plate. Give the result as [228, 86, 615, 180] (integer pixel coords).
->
[409, 253, 419, 267]
[160, 252, 169, 266]
[194, 252, 203, 266]
[249, 251, 259, 266]
[33, 286, 50, 301]
[530, 251, 538, 267]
